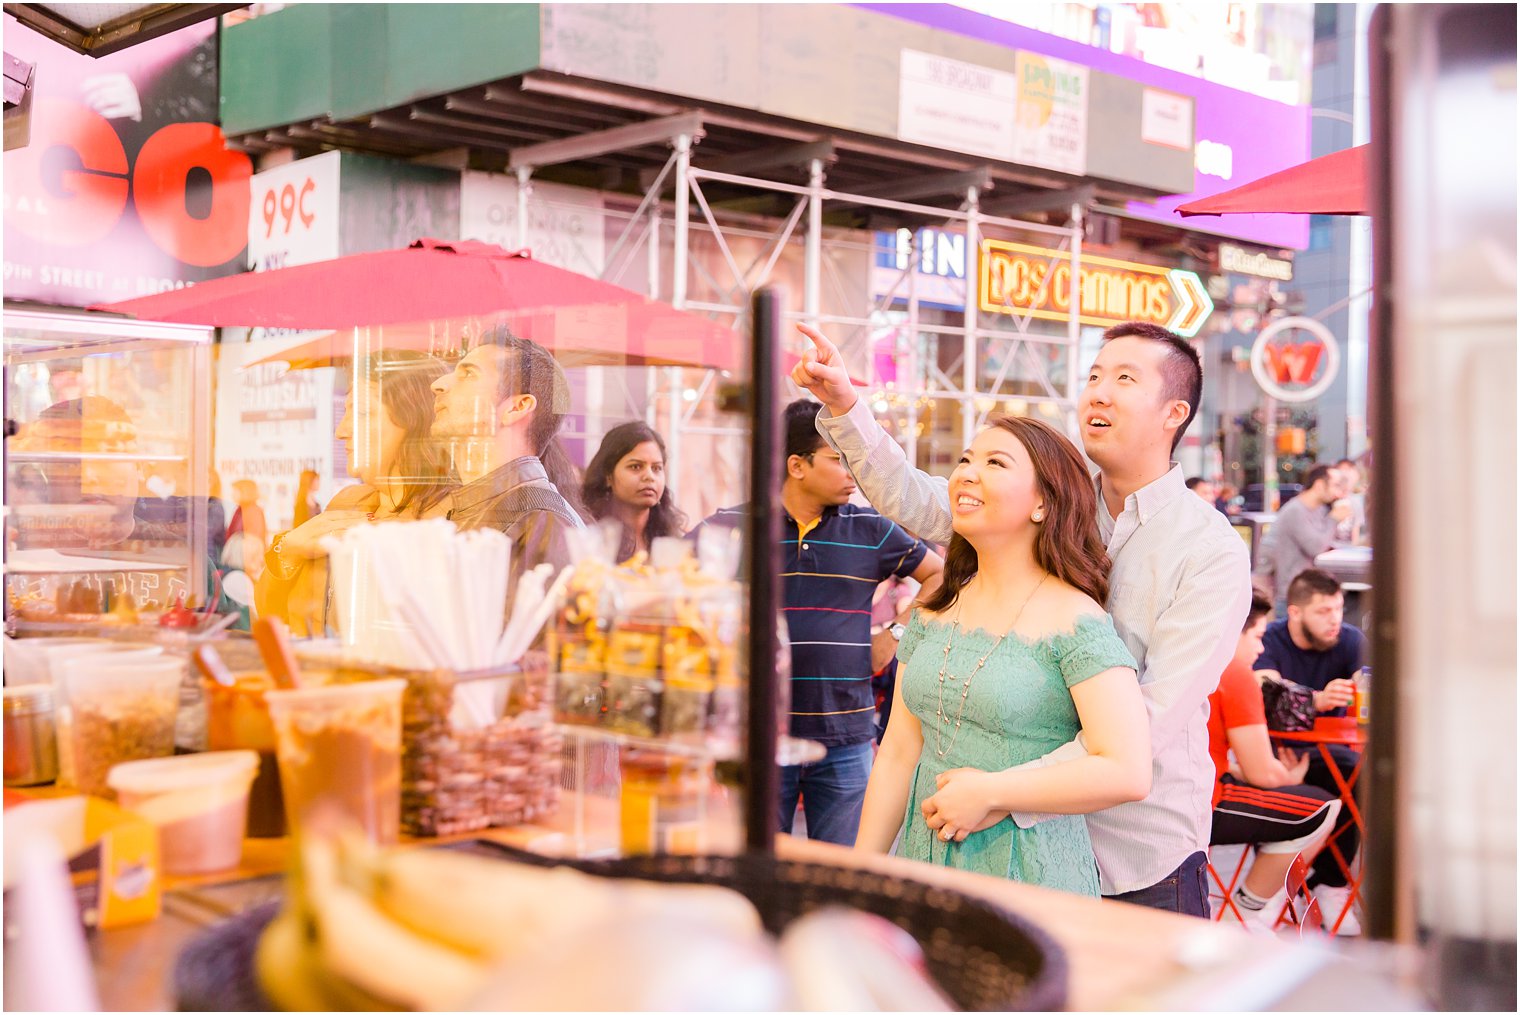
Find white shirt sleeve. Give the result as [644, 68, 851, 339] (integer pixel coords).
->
[814, 399, 955, 545]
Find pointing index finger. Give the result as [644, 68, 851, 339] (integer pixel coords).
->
[795, 322, 837, 362]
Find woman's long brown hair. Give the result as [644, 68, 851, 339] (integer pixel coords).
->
[920, 415, 1112, 614]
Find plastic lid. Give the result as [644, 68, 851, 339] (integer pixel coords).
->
[106, 750, 259, 796]
[263, 677, 408, 704]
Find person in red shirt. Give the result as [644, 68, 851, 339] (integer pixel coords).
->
[1208, 593, 1342, 930]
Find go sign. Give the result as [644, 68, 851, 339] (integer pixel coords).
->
[1250, 316, 1341, 403]
[5, 96, 251, 267]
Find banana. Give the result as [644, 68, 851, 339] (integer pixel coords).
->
[305, 861, 490, 1010]
[372, 849, 620, 958]
[255, 908, 338, 1013]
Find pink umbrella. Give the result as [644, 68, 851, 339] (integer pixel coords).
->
[93, 238, 739, 371]
[1176, 144, 1371, 218]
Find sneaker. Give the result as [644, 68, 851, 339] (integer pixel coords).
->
[1235, 889, 1288, 933]
[1311, 884, 1362, 935]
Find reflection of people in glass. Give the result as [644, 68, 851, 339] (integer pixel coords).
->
[430, 328, 585, 584]
[6, 396, 140, 549]
[257, 351, 452, 635]
[292, 469, 321, 528]
[582, 421, 688, 562]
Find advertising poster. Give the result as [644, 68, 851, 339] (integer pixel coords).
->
[897, 49, 1017, 161]
[460, 172, 606, 276]
[213, 337, 335, 539]
[1, 16, 250, 307]
[1013, 52, 1089, 176]
[214, 152, 343, 556]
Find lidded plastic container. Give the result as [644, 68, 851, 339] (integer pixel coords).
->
[107, 750, 259, 875]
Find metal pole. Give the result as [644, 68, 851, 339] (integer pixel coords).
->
[803, 157, 824, 330]
[514, 166, 532, 252]
[905, 229, 920, 469]
[961, 186, 980, 448]
[667, 134, 693, 493]
[1262, 393, 1279, 511]
[646, 208, 661, 426]
[745, 286, 784, 855]
[1067, 202, 1084, 436]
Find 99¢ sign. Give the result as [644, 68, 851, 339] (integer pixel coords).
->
[260, 176, 317, 238]
[246, 152, 340, 271]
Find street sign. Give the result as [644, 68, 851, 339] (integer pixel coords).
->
[1250, 315, 1341, 402]
[978, 238, 1215, 337]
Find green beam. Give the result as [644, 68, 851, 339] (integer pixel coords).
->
[221, 4, 542, 136]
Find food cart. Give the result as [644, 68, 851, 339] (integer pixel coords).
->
[4, 248, 1421, 1010]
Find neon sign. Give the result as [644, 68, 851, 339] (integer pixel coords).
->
[978, 239, 1214, 337]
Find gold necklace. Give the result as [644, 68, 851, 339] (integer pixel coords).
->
[933, 572, 1049, 759]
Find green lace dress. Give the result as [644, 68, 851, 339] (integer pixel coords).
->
[895, 611, 1138, 896]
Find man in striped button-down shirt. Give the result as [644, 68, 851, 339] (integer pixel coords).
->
[793, 321, 1251, 916]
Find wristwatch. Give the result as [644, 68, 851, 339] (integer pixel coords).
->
[888, 622, 907, 642]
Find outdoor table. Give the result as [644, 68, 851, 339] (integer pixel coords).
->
[1272, 715, 1368, 933]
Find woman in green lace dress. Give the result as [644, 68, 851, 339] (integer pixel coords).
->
[855, 416, 1151, 895]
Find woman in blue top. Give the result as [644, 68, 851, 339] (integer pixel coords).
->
[854, 415, 1151, 895]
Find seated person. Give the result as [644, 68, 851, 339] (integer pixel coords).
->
[1209, 593, 1343, 931]
[1253, 567, 1366, 934]
[430, 328, 585, 587]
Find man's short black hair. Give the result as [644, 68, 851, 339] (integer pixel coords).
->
[1245, 591, 1273, 631]
[783, 398, 827, 462]
[1185, 476, 1208, 491]
[1287, 568, 1343, 608]
[1302, 463, 1335, 493]
[1335, 458, 1357, 470]
[1101, 322, 1203, 452]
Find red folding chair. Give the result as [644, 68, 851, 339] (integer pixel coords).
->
[1207, 845, 1254, 924]
[1277, 852, 1329, 936]
[1299, 896, 1325, 938]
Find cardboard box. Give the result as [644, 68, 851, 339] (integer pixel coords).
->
[2, 794, 161, 928]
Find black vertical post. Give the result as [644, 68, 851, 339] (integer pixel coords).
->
[744, 286, 783, 854]
[1363, 2, 1397, 943]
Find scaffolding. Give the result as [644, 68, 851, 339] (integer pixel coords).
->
[499, 115, 1089, 488]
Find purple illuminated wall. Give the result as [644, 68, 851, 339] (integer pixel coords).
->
[855, 3, 1311, 249]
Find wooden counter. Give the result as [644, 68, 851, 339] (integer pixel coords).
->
[58, 796, 1360, 1013]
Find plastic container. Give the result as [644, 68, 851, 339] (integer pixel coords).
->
[265, 679, 405, 845]
[203, 671, 285, 837]
[108, 750, 259, 875]
[56, 657, 183, 797]
[3, 685, 58, 786]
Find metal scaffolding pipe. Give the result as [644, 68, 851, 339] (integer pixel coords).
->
[1067, 201, 1084, 437]
[514, 166, 532, 252]
[961, 185, 980, 448]
[804, 157, 824, 330]
[668, 134, 693, 497]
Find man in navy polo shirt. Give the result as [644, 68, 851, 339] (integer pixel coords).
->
[696, 399, 942, 845]
[1253, 566, 1366, 932]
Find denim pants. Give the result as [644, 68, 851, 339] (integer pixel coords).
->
[1106, 850, 1212, 917]
[778, 739, 874, 846]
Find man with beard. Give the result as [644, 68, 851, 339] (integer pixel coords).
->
[1253, 567, 1365, 933]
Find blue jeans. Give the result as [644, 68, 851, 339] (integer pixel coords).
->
[1106, 850, 1212, 917]
[778, 740, 874, 846]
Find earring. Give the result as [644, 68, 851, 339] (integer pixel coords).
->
[1032, 510, 1044, 523]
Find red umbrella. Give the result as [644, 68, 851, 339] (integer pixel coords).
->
[1176, 144, 1370, 218]
[92, 238, 739, 371]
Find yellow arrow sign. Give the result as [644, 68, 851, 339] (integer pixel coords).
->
[978, 239, 1214, 337]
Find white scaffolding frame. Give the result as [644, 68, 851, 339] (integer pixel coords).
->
[508, 119, 1088, 485]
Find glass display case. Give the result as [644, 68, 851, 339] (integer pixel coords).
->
[4, 308, 214, 631]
